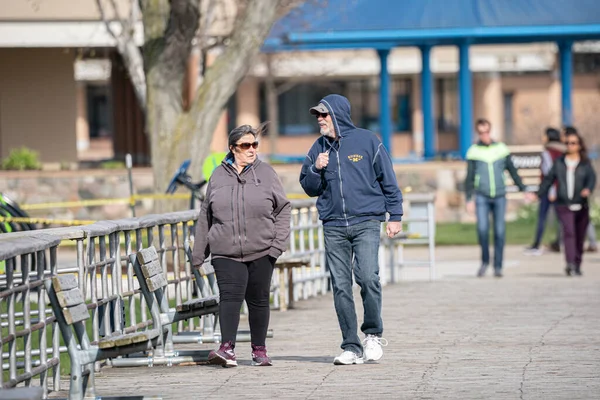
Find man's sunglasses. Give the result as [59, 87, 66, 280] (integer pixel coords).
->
[315, 112, 329, 119]
[234, 141, 259, 150]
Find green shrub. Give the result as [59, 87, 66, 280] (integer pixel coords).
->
[101, 160, 126, 169]
[1, 147, 41, 170]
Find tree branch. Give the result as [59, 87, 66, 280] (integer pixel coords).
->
[96, 0, 147, 110]
[177, 0, 281, 178]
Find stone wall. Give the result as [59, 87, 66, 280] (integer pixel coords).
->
[1, 162, 597, 225]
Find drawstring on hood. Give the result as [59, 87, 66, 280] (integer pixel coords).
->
[224, 152, 260, 186]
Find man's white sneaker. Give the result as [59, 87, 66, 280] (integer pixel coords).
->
[362, 335, 388, 361]
[333, 350, 364, 365]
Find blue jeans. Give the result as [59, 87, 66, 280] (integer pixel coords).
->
[475, 194, 507, 271]
[323, 220, 383, 356]
[532, 196, 553, 249]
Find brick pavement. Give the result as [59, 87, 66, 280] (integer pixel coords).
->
[50, 245, 600, 399]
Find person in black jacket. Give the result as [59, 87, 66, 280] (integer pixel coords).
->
[537, 129, 596, 276]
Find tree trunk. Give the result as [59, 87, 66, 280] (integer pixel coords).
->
[141, 0, 199, 211]
[113, 0, 283, 211]
[181, 0, 281, 181]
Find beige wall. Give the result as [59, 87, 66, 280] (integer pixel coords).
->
[0, 48, 77, 163]
[573, 74, 600, 146]
[0, 0, 131, 20]
[474, 72, 503, 141]
[501, 73, 600, 145]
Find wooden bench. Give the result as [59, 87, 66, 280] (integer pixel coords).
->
[45, 274, 164, 400]
[274, 256, 311, 311]
[130, 246, 219, 357]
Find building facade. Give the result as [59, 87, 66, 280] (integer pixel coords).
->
[1, 1, 599, 167]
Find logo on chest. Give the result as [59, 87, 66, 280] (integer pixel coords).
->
[347, 154, 363, 163]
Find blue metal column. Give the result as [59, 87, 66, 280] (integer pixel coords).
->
[421, 45, 434, 159]
[559, 41, 573, 127]
[458, 42, 473, 159]
[378, 49, 392, 154]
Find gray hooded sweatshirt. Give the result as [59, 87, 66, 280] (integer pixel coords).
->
[192, 156, 291, 266]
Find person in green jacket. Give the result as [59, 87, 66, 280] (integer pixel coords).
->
[464, 119, 534, 277]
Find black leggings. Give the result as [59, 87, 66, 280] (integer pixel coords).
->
[212, 255, 275, 346]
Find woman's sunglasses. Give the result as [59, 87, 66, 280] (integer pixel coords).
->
[234, 141, 259, 150]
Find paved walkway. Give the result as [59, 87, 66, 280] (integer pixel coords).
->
[52, 245, 600, 399]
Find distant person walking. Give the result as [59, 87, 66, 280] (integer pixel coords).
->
[525, 128, 565, 255]
[537, 128, 596, 276]
[465, 119, 534, 277]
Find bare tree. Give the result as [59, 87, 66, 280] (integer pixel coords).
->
[96, 0, 301, 206]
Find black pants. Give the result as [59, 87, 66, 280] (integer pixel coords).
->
[212, 255, 275, 346]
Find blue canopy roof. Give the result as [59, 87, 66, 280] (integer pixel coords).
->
[265, 0, 600, 51]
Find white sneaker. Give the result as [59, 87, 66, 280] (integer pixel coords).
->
[362, 335, 388, 361]
[524, 247, 543, 256]
[333, 350, 364, 365]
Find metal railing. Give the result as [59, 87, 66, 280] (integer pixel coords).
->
[0, 194, 435, 397]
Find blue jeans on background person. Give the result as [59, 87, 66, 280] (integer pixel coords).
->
[475, 194, 507, 272]
[532, 196, 553, 249]
[323, 220, 383, 356]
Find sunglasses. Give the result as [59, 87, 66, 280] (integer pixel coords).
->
[234, 141, 259, 150]
[315, 113, 329, 119]
[566, 141, 579, 146]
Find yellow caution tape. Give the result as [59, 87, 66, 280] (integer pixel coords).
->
[19, 192, 310, 211]
[0, 216, 97, 226]
[20, 193, 193, 211]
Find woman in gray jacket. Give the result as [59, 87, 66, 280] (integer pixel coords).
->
[192, 124, 291, 367]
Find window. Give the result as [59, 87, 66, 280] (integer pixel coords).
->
[435, 77, 458, 132]
[574, 53, 600, 73]
[259, 77, 413, 136]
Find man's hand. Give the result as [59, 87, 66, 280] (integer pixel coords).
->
[548, 194, 556, 202]
[524, 192, 536, 203]
[315, 152, 329, 170]
[581, 188, 591, 198]
[466, 200, 475, 214]
[386, 221, 402, 238]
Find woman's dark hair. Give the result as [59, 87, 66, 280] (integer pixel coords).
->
[545, 127, 561, 142]
[565, 130, 589, 163]
[227, 123, 268, 149]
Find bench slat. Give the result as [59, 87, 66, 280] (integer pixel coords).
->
[141, 259, 162, 278]
[56, 288, 85, 307]
[146, 273, 168, 291]
[98, 330, 160, 349]
[176, 295, 219, 312]
[63, 303, 89, 324]
[52, 275, 78, 292]
[137, 246, 159, 265]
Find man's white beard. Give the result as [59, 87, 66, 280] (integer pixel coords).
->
[320, 126, 334, 138]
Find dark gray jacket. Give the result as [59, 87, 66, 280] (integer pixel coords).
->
[192, 157, 291, 266]
[538, 155, 596, 207]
